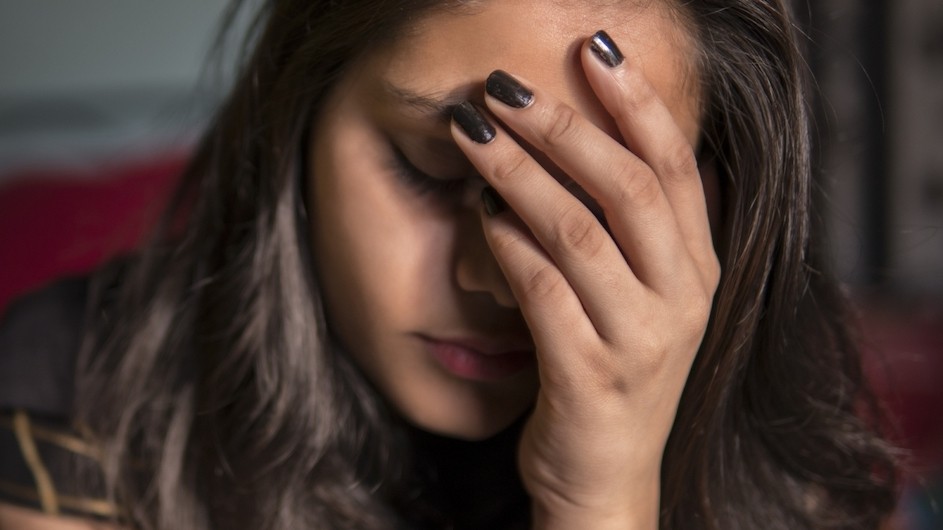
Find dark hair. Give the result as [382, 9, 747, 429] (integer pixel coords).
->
[76, 0, 898, 528]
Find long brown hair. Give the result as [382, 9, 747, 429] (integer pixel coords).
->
[76, 1, 898, 528]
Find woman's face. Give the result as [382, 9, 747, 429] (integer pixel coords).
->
[308, 0, 718, 440]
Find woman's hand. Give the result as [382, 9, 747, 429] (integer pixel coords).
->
[450, 31, 720, 529]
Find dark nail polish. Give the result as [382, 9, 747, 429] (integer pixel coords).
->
[486, 70, 534, 109]
[452, 102, 496, 144]
[481, 186, 506, 216]
[590, 30, 624, 67]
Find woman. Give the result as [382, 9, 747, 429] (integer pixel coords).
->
[0, 0, 897, 528]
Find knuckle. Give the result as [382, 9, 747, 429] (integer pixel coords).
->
[488, 226, 523, 256]
[683, 291, 713, 328]
[539, 103, 580, 149]
[616, 307, 670, 374]
[666, 278, 713, 338]
[631, 334, 670, 378]
[491, 150, 531, 185]
[520, 264, 567, 302]
[688, 252, 722, 298]
[613, 163, 662, 209]
[658, 143, 698, 184]
[705, 254, 722, 292]
[552, 206, 606, 257]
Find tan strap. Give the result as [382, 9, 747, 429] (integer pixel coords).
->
[11, 410, 59, 515]
[0, 415, 101, 461]
[0, 479, 117, 518]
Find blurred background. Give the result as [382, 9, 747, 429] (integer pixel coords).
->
[0, 0, 940, 527]
[806, 2, 943, 527]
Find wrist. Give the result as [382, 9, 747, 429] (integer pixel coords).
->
[530, 500, 658, 530]
[529, 484, 660, 530]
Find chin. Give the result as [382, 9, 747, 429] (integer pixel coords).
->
[400, 395, 534, 441]
[418, 418, 517, 442]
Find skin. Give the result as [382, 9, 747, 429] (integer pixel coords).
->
[311, 1, 721, 528]
[2, 0, 721, 527]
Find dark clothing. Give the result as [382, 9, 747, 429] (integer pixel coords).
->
[0, 277, 87, 416]
[0, 276, 117, 519]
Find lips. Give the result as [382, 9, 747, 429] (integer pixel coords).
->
[421, 336, 536, 382]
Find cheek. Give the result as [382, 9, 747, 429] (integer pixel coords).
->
[307, 115, 454, 335]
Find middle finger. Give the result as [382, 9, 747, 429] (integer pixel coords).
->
[482, 70, 698, 295]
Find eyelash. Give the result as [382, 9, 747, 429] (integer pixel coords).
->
[389, 144, 467, 196]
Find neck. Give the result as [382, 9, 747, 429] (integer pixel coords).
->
[401, 416, 531, 530]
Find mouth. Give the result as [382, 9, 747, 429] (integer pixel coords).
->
[420, 335, 536, 382]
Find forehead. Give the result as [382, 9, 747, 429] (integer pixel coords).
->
[366, 0, 701, 145]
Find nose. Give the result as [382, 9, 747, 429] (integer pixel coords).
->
[454, 186, 518, 309]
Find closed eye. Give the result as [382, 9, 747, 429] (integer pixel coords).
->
[389, 143, 467, 196]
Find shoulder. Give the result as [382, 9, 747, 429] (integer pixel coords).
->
[0, 276, 89, 416]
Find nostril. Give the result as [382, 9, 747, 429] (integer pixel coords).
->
[454, 241, 519, 310]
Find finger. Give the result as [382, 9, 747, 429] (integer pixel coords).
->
[476, 202, 603, 373]
[481, 70, 699, 295]
[451, 102, 639, 340]
[581, 31, 720, 287]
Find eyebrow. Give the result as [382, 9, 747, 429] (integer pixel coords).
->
[381, 80, 468, 123]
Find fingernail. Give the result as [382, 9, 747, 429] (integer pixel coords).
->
[452, 102, 496, 144]
[486, 70, 534, 109]
[481, 186, 506, 216]
[590, 30, 624, 68]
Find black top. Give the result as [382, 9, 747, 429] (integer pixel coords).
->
[0, 276, 87, 416]
[0, 276, 117, 519]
